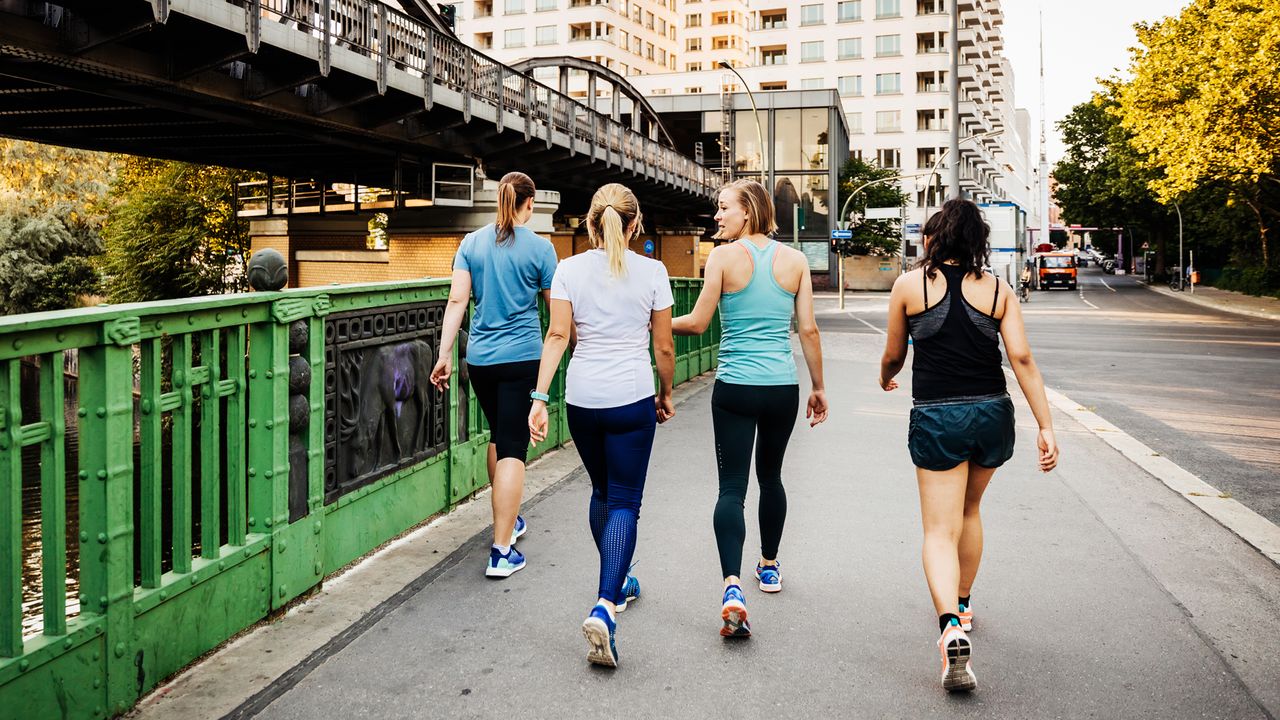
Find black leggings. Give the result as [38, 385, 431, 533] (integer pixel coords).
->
[467, 360, 539, 461]
[711, 380, 799, 579]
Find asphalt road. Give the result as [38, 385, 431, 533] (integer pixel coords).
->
[822, 267, 1280, 525]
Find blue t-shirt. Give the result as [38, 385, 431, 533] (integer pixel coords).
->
[453, 224, 558, 366]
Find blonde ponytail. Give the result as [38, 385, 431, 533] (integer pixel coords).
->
[494, 171, 536, 245]
[586, 183, 643, 279]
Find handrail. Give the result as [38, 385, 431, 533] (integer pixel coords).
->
[250, 0, 717, 197]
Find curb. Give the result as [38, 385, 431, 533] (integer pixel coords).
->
[1040, 380, 1280, 568]
[1142, 282, 1280, 322]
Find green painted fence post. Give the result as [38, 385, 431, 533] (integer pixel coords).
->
[248, 306, 292, 608]
[79, 317, 140, 716]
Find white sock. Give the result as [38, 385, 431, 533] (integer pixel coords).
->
[493, 543, 511, 556]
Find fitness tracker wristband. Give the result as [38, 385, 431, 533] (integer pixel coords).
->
[529, 390, 550, 403]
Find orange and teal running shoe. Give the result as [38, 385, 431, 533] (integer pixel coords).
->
[958, 600, 973, 632]
[938, 619, 976, 692]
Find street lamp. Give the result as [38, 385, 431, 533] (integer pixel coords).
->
[718, 61, 765, 184]
[1173, 201, 1184, 291]
[923, 129, 1001, 217]
[835, 170, 932, 309]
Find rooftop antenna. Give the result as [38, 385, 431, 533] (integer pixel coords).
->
[1038, 3, 1050, 252]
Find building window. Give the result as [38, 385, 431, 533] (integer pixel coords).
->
[917, 31, 946, 54]
[801, 40, 824, 62]
[917, 146, 944, 169]
[846, 112, 863, 134]
[474, 31, 493, 48]
[875, 72, 901, 94]
[536, 0, 556, 9]
[876, 110, 902, 133]
[504, 0, 524, 13]
[838, 0, 862, 21]
[838, 38, 862, 59]
[686, 62, 703, 72]
[687, 38, 702, 51]
[687, 86, 703, 93]
[713, 35, 738, 50]
[800, 77, 824, 89]
[685, 13, 702, 27]
[535, 25, 556, 45]
[917, 108, 947, 130]
[850, 149, 864, 161]
[875, 0, 900, 18]
[800, 4, 824, 25]
[876, 148, 901, 169]
[761, 46, 787, 65]
[875, 34, 900, 56]
[761, 81, 788, 90]
[917, 0, 944, 14]
[760, 10, 786, 29]
[474, 0, 493, 17]
[917, 70, 947, 92]
[645, 10, 654, 29]
[838, 75, 862, 96]
[504, 28, 525, 46]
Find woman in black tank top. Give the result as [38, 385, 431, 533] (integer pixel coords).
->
[878, 199, 1060, 693]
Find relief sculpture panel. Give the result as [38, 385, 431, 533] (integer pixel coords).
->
[324, 302, 448, 503]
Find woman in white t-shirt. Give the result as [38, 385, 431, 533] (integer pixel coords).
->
[528, 183, 676, 669]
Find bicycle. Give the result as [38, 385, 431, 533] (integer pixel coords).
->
[1168, 266, 1186, 291]
[1018, 278, 1031, 303]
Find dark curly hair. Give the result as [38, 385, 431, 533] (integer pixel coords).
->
[917, 199, 991, 280]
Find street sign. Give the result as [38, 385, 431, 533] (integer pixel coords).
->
[643, 239, 655, 255]
[906, 223, 922, 240]
[831, 229, 853, 240]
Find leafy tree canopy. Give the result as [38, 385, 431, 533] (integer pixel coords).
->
[834, 157, 909, 256]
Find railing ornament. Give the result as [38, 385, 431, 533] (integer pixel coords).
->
[244, 0, 260, 53]
[103, 318, 141, 347]
[312, 295, 332, 317]
[150, 0, 170, 23]
[272, 298, 313, 325]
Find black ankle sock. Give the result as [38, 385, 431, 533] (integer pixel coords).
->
[938, 613, 960, 633]
[959, 595, 971, 608]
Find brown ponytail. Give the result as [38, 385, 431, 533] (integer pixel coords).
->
[495, 171, 537, 245]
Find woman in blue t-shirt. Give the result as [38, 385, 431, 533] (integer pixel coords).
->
[430, 171, 558, 579]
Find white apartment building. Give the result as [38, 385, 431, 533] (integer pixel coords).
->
[454, 0, 1035, 224]
[455, 0, 679, 81]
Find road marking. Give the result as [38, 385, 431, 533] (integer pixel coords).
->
[1081, 297, 1099, 309]
[847, 313, 886, 335]
[1015, 369, 1280, 568]
[1099, 277, 1116, 292]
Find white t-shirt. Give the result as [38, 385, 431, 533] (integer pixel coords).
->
[550, 249, 674, 409]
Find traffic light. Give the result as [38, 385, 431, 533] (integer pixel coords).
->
[438, 3, 457, 30]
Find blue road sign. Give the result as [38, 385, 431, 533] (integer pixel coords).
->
[831, 229, 853, 240]
[644, 239, 655, 254]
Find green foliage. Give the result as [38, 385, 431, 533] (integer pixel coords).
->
[834, 157, 908, 256]
[102, 159, 253, 303]
[0, 140, 115, 315]
[1211, 266, 1280, 298]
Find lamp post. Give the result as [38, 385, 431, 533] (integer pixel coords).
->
[718, 61, 765, 184]
[835, 171, 931, 308]
[949, 0, 961, 199]
[923, 129, 1001, 218]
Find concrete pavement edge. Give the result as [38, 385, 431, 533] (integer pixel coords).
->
[1036, 378, 1280, 568]
[1142, 281, 1280, 322]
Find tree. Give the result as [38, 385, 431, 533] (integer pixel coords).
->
[101, 159, 254, 303]
[0, 140, 116, 315]
[834, 157, 909, 256]
[1115, 0, 1280, 265]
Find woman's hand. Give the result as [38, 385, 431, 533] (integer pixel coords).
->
[1037, 428, 1059, 472]
[429, 356, 452, 391]
[656, 394, 675, 423]
[806, 390, 828, 427]
[879, 375, 898, 392]
[528, 400, 549, 445]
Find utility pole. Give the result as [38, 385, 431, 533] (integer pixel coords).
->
[948, 0, 961, 200]
[1038, 7, 1050, 255]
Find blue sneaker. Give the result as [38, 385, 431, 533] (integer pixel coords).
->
[755, 562, 781, 593]
[582, 604, 619, 667]
[616, 575, 641, 613]
[510, 515, 527, 546]
[484, 545, 525, 578]
[720, 584, 750, 637]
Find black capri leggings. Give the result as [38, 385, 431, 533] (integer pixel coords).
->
[467, 359, 539, 462]
[711, 380, 800, 579]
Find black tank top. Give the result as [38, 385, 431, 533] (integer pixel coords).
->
[907, 264, 1006, 401]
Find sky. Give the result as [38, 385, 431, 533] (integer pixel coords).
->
[1000, 0, 1189, 165]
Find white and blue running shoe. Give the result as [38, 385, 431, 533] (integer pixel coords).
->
[510, 515, 527, 546]
[615, 575, 641, 613]
[484, 545, 526, 578]
[582, 604, 619, 667]
[755, 562, 782, 593]
[720, 584, 750, 637]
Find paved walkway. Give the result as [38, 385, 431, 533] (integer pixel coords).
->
[1144, 282, 1280, 321]
[136, 333, 1280, 720]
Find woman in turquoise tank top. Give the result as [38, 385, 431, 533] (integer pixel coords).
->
[673, 179, 827, 638]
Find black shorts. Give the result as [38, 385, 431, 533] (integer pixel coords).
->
[908, 394, 1015, 471]
[467, 359, 540, 462]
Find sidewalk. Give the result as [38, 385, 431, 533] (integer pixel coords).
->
[1145, 281, 1280, 321]
[136, 334, 1280, 719]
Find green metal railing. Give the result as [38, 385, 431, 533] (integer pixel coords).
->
[0, 278, 716, 720]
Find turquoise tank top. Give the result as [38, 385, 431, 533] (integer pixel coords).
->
[716, 239, 799, 386]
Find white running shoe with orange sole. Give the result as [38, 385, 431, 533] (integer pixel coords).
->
[938, 622, 977, 692]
